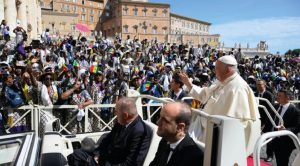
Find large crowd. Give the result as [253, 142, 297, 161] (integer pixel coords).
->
[0, 19, 300, 135]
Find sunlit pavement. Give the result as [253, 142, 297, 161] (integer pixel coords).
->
[261, 145, 298, 166]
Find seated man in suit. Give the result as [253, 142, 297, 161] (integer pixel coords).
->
[272, 89, 300, 166]
[95, 97, 153, 166]
[68, 97, 152, 166]
[150, 102, 203, 166]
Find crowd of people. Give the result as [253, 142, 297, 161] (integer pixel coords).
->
[1, 19, 300, 165]
[0, 18, 300, 134]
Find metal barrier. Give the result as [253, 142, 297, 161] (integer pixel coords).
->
[4, 104, 118, 136]
[4, 94, 283, 137]
[2, 100, 171, 136]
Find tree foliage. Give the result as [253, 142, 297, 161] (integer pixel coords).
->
[285, 49, 300, 56]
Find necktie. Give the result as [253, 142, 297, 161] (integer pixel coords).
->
[278, 106, 283, 115]
[275, 106, 283, 126]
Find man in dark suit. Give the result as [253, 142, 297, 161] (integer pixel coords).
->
[150, 102, 203, 166]
[255, 79, 275, 162]
[169, 74, 187, 100]
[169, 73, 191, 105]
[272, 89, 300, 166]
[95, 97, 152, 166]
[68, 97, 152, 166]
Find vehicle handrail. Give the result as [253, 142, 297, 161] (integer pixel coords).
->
[290, 100, 300, 104]
[253, 130, 300, 166]
[138, 94, 174, 103]
[257, 97, 284, 128]
[145, 98, 174, 120]
[191, 108, 209, 118]
[181, 96, 194, 101]
[258, 105, 283, 129]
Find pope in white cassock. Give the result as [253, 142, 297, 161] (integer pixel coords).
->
[179, 55, 261, 156]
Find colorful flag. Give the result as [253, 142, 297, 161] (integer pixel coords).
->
[62, 64, 68, 71]
[144, 81, 152, 91]
[90, 65, 98, 73]
[73, 60, 80, 68]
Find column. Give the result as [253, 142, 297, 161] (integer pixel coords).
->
[17, 0, 27, 31]
[0, 0, 4, 21]
[4, 0, 17, 37]
[37, 1, 43, 37]
[27, 0, 38, 39]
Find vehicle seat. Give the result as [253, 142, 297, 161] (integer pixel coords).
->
[143, 120, 161, 166]
[292, 152, 300, 166]
[40, 132, 73, 166]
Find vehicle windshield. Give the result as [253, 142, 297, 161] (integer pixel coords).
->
[0, 140, 22, 165]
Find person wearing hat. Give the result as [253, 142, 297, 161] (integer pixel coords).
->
[58, 64, 77, 90]
[90, 71, 105, 105]
[14, 61, 26, 83]
[40, 68, 60, 106]
[43, 54, 56, 70]
[129, 76, 142, 90]
[179, 55, 260, 156]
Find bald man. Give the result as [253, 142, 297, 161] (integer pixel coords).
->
[150, 102, 203, 166]
[180, 55, 260, 155]
[68, 97, 152, 166]
[95, 97, 152, 166]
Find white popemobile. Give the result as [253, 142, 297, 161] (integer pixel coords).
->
[0, 89, 300, 166]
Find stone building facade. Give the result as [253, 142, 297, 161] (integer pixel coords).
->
[39, 0, 219, 46]
[101, 0, 170, 42]
[41, 0, 104, 37]
[0, 0, 42, 39]
[169, 13, 219, 46]
[102, 0, 220, 47]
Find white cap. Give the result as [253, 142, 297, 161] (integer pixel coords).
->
[165, 63, 171, 67]
[218, 55, 237, 66]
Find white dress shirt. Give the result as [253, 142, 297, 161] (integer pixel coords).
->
[279, 103, 290, 118]
[167, 136, 185, 163]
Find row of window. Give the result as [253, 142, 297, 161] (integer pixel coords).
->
[171, 30, 202, 35]
[123, 26, 167, 34]
[123, 6, 168, 17]
[61, 4, 101, 15]
[80, 14, 95, 22]
[171, 19, 209, 32]
[64, 0, 102, 7]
